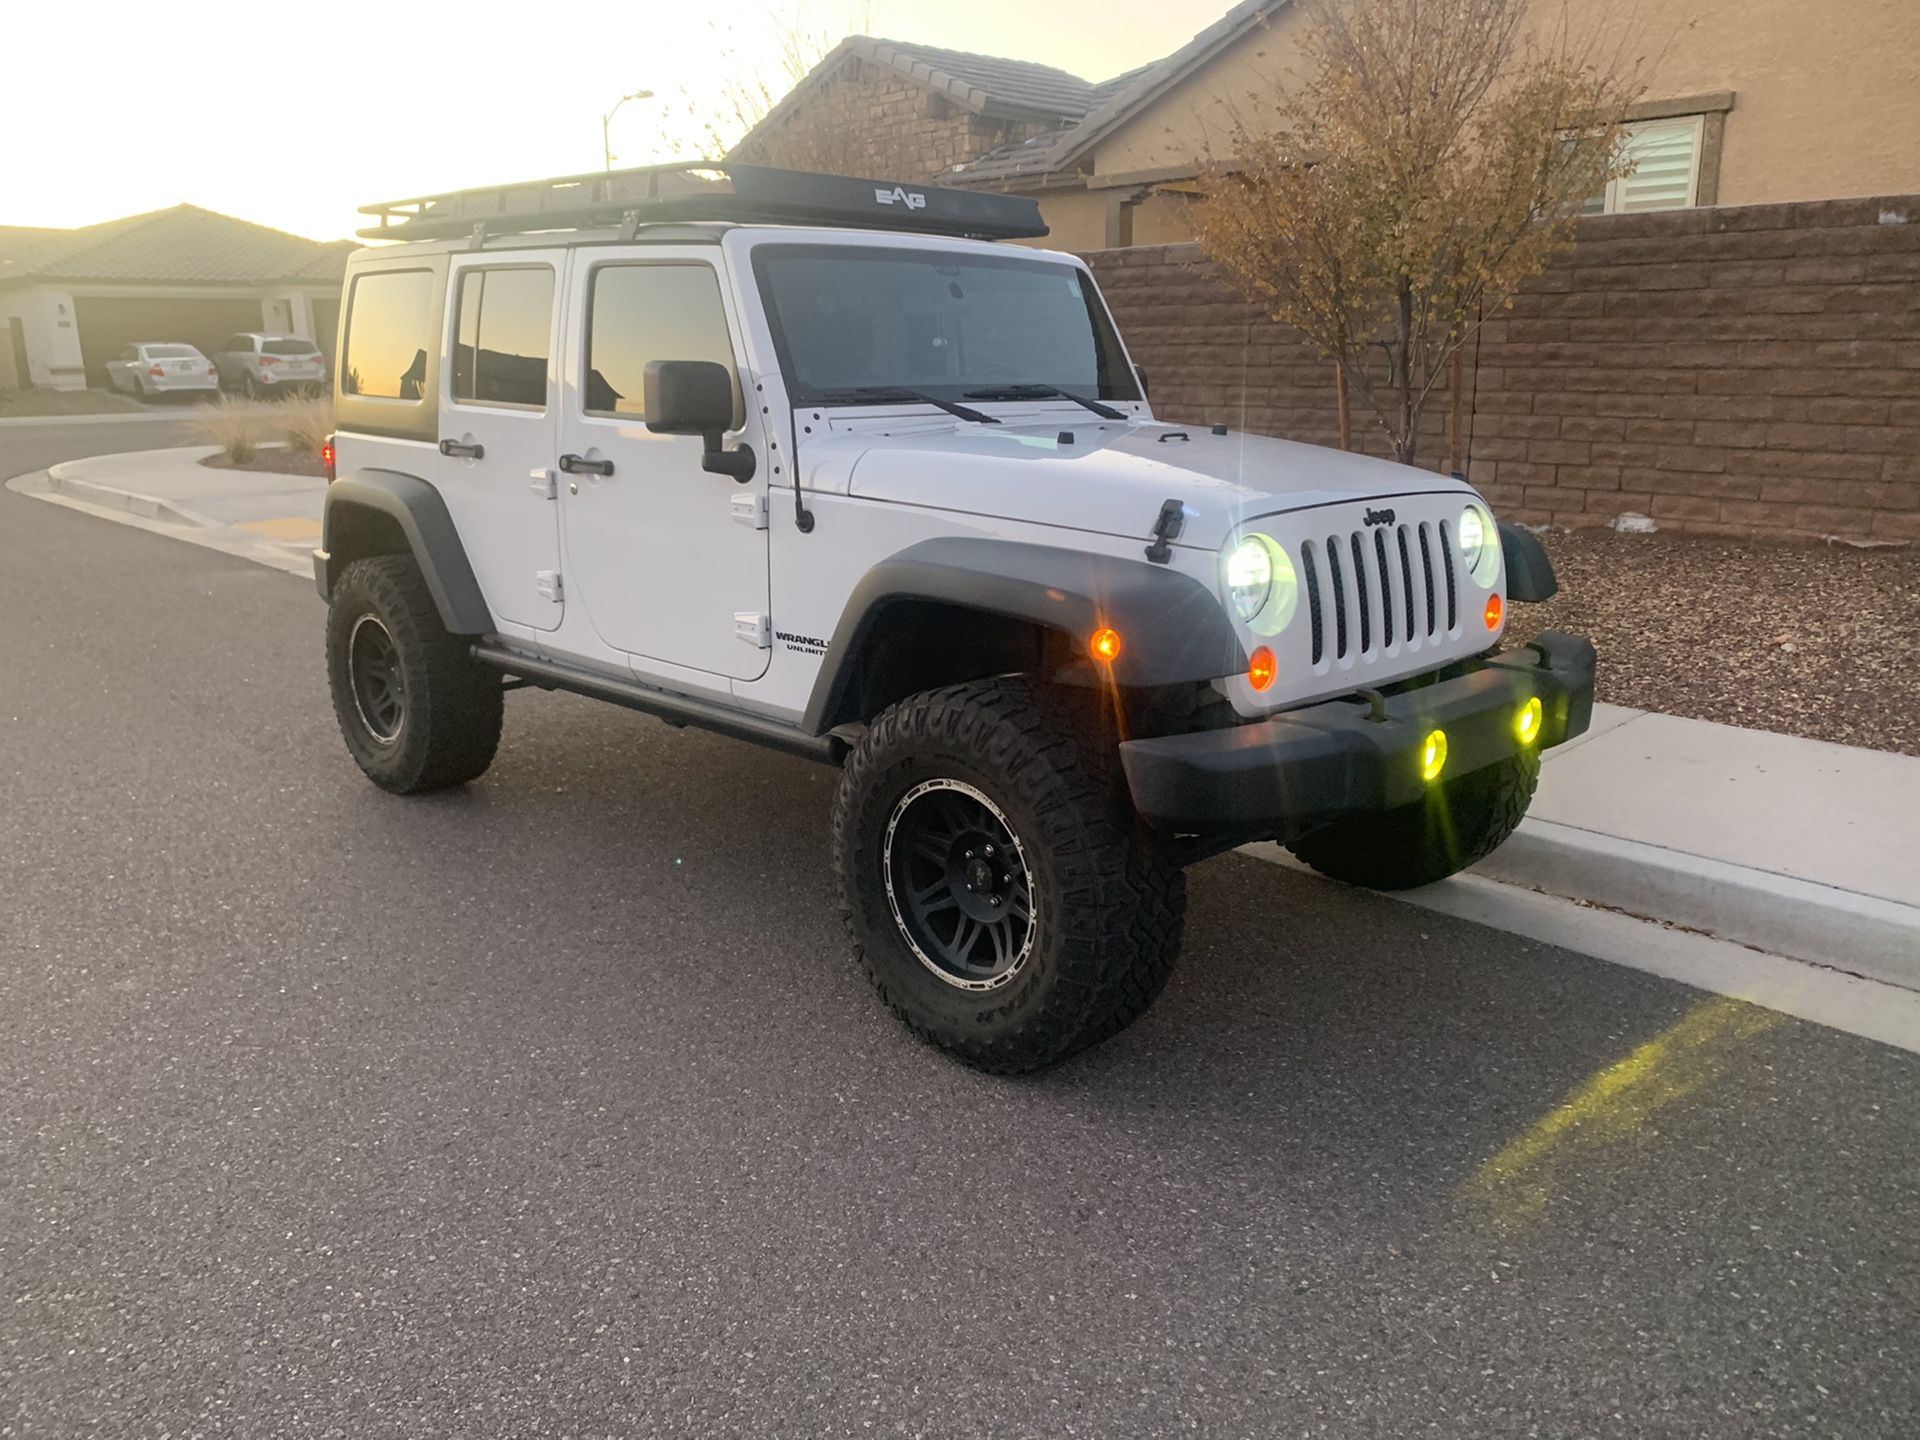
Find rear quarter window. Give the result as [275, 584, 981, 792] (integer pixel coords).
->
[342, 269, 435, 400]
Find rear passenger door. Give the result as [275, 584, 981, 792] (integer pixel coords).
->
[439, 253, 566, 632]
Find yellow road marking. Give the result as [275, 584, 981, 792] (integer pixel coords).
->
[238, 516, 322, 541]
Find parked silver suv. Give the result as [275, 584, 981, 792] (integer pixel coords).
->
[212, 332, 327, 397]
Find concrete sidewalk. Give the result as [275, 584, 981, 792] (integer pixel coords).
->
[41, 444, 324, 567]
[26, 443, 1920, 992]
[1469, 705, 1920, 989]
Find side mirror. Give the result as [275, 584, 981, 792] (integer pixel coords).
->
[644, 359, 755, 482]
[1134, 364, 1150, 399]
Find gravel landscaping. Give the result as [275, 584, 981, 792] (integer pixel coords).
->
[201, 447, 328, 479]
[1508, 529, 1920, 757]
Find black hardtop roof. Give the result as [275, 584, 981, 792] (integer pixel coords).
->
[358, 162, 1048, 245]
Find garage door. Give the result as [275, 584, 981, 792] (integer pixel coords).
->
[73, 296, 267, 386]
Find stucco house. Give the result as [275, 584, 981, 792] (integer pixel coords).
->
[738, 0, 1920, 249]
[0, 206, 351, 392]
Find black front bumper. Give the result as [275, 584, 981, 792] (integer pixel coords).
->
[1119, 630, 1596, 837]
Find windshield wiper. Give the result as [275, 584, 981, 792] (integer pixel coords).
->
[814, 387, 1000, 424]
[962, 384, 1127, 421]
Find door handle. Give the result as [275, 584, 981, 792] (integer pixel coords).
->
[558, 453, 614, 477]
[439, 438, 485, 459]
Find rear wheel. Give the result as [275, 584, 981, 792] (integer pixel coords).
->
[1288, 750, 1539, 890]
[325, 555, 502, 793]
[833, 678, 1185, 1073]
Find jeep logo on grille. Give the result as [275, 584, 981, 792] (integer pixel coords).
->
[874, 185, 927, 210]
[1364, 506, 1397, 526]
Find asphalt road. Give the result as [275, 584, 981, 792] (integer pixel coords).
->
[4, 423, 1918, 1438]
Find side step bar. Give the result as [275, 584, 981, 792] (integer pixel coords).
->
[469, 643, 837, 764]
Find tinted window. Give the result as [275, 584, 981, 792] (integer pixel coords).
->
[263, 338, 320, 357]
[223, 335, 251, 353]
[585, 264, 736, 420]
[452, 267, 554, 409]
[144, 344, 196, 358]
[754, 247, 1138, 403]
[342, 270, 434, 400]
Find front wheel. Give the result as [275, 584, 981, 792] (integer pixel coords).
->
[1288, 750, 1539, 890]
[833, 679, 1185, 1073]
[325, 555, 502, 794]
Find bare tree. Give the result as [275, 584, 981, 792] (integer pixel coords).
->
[659, 2, 886, 173]
[1193, 0, 1641, 466]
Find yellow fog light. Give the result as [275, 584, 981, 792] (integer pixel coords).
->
[1420, 729, 1449, 782]
[1515, 696, 1544, 745]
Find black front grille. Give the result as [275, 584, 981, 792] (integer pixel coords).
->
[1301, 515, 1457, 664]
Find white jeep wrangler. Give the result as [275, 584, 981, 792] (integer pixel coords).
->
[316, 163, 1595, 1072]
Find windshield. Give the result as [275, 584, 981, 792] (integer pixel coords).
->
[143, 344, 198, 358]
[753, 246, 1139, 405]
[264, 338, 320, 356]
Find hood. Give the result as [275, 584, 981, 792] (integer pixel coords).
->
[835, 418, 1474, 550]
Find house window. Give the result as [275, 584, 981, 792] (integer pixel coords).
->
[1586, 116, 1705, 215]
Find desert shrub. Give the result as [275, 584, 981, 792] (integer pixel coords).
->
[190, 395, 272, 464]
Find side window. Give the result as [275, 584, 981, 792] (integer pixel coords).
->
[342, 269, 434, 400]
[222, 335, 246, 353]
[117, 345, 136, 362]
[451, 266, 554, 409]
[584, 263, 738, 421]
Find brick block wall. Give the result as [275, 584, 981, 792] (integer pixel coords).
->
[733, 61, 1052, 183]
[1086, 196, 1920, 544]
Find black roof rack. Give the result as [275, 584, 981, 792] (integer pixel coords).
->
[358, 161, 1049, 244]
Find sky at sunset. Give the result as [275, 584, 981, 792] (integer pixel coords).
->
[8, 0, 1228, 242]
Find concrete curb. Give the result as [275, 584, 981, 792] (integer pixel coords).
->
[1468, 819, 1920, 991]
[44, 462, 215, 527]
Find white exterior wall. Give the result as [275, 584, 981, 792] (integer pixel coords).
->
[0, 285, 88, 390]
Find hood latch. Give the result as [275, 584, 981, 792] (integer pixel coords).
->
[1144, 498, 1188, 564]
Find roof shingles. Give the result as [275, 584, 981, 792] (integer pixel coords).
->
[0, 205, 350, 288]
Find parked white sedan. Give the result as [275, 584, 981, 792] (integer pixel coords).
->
[104, 342, 221, 399]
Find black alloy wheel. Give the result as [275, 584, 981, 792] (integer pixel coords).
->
[346, 614, 406, 744]
[883, 778, 1037, 991]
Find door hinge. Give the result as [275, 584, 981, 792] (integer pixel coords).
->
[535, 570, 563, 603]
[730, 490, 769, 530]
[529, 467, 556, 499]
[734, 611, 771, 648]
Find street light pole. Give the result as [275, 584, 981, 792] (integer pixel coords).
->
[602, 89, 656, 172]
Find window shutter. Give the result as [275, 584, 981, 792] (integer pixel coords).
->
[1615, 118, 1702, 212]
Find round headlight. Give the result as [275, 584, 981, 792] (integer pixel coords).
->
[1458, 504, 1498, 584]
[1225, 536, 1274, 622]
[1222, 534, 1300, 637]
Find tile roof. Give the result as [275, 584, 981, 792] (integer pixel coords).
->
[857, 39, 1098, 120]
[946, 0, 1293, 187]
[0, 205, 350, 288]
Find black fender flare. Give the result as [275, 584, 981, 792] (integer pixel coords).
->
[315, 470, 493, 635]
[1498, 521, 1559, 603]
[802, 537, 1246, 733]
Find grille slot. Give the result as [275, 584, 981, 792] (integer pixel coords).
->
[1325, 536, 1349, 659]
[1300, 540, 1325, 664]
[1438, 518, 1458, 631]
[1349, 533, 1372, 654]
[1418, 525, 1437, 637]
[1397, 527, 1417, 643]
[1374, 529, 1395, 646]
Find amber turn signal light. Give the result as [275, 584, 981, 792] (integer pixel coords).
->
[1247, 646, 1277, 692]
[1089, 626, 1123, 663]
[1484, 593, 1503, 630]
